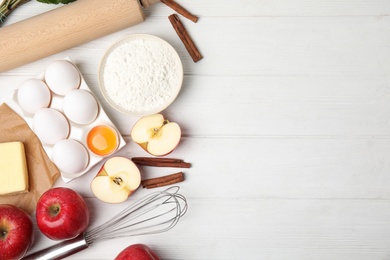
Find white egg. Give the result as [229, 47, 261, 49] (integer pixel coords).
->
[17, 78, 51, 114]
[44, 60, 81, 96]
[52, 139, 89, 174]
[63, 89, 99, 125]
[33, 108, 70, 145]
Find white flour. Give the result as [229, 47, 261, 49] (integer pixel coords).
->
[102, 36, 182, 114]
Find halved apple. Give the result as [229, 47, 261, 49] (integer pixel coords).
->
[131, 114, 181, 156]
[91, 157, 141, 203]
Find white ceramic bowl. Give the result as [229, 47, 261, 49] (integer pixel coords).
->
[99, 34, 184, 116]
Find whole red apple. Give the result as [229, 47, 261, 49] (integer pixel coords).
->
[36, 187, 89, 240]
[0, 204, 33, 260]
[115, 244, 160, 260]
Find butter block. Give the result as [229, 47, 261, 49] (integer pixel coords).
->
[0, 142, 29, 196]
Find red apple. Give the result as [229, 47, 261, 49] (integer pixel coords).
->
[0, 204, 33, 260]
[115, 244, 160, 260]
[36, 187, 89, 240]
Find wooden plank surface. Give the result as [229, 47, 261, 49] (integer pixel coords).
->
[3, 16, 390, 77]
[27, 198, 390, 260]
[58, 137, 390, 200]
[1, 0, 390, 259]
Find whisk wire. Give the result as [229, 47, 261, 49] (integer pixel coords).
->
[86, 189, 170, 238]
[85, 186, 187, 246]
[100, 192, 178, 233]
[103, 206, 181, 239]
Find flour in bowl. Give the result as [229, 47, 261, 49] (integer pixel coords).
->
[101, 35, 183, 115]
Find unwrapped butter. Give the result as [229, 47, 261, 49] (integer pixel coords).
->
[0, 142, 29, 196]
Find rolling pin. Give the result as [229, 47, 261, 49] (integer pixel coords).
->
[0, 0, 159, 72]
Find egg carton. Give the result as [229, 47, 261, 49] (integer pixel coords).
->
[6, 58, 126, 183]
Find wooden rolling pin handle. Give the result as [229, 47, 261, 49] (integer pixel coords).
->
[0, 0, 159, 72]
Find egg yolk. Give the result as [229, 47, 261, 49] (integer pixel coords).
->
[87, 125, 119, 156]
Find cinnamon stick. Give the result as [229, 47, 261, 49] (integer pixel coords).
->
[132, 157, 191, 168]
[168, 14, 203, 63]
[141, 172, 185, 189]
[161, 0, 198, 23]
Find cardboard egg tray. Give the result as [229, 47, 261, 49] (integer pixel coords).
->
[6, 58, 126, 183]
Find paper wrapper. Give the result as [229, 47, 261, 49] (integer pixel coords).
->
[0, 103, 60, 214]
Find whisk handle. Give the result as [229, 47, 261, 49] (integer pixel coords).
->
[22, 233, 89, 260]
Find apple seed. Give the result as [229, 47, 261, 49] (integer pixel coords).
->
[113, 176, 123, 186]
[152, 120, 169, 136]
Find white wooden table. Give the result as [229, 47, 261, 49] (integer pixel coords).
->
[1, 1, 390, 259]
